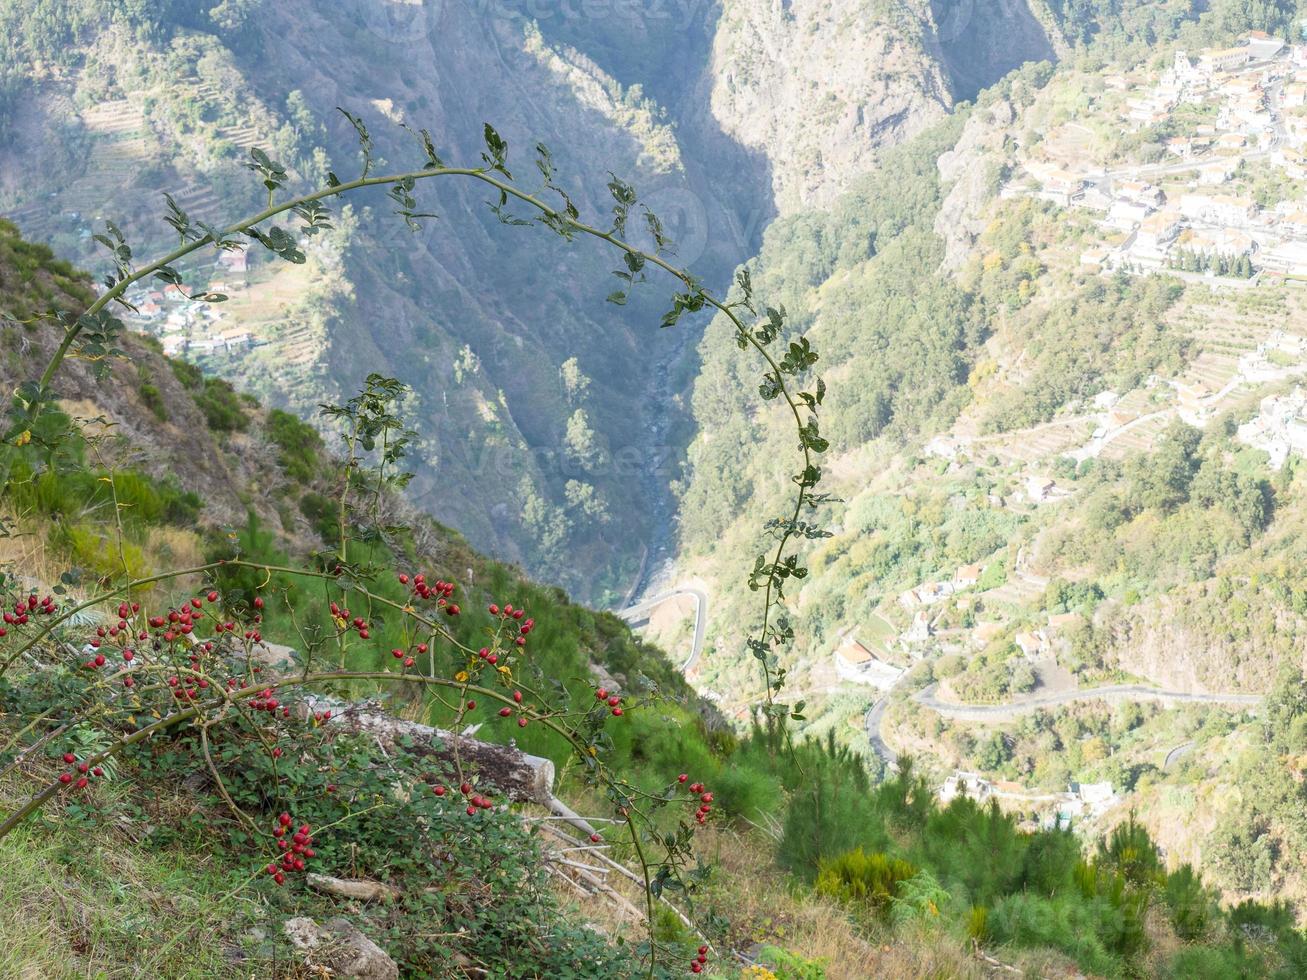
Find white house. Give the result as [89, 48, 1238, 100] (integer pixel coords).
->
[1026, 475, 1058, 503]
[1178, 193, 1258, 225]
[1237, 387, 1307, 468]
[1275, 145, 1307, 179]
[1198, 160, 1237, 185]
[1075, 186, 1115, 212]
[953, 563, 985, 589]
[1181, 227, 1255, 258]
[1136, 210, 1184, 250]
[833, 636, 905, 689]
[1106, 200, 1153, 230]
[1014, 630, 1048, 658]
[940, 771, 992, 804]
[1115, 180, 1165, 207]
[1200, 46, 1250, 73]
[1259, 239, 1307, 275]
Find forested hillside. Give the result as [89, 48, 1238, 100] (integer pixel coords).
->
[671, 0, 1307, 915]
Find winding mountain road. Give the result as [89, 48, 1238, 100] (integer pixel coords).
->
[1163, 740, 1197, 771]
[913, 683, 1263, 722]
[864, 696, 899, 770]
[617, 587, 708, 673]
[864, 682, 1258, 773]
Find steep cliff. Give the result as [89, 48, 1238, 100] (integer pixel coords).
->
[707, 0, 1058, 212]
[0, 3, 762, 602]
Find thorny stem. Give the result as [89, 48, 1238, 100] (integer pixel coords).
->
[624, 810, 659, 979]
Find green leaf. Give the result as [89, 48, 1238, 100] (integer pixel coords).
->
[402, 123, 445, 170]
[162, 192, 201, 243]
[245, 147, 288, 193]
[337, 108, 374, 178]
[481, 123, 511, 177]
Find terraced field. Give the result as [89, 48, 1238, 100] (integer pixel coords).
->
[4, 98, 158, 244]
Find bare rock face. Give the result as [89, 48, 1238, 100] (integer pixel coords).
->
[708, 0, 1056, 214]
[927, 0, 1062, 100]
[934, 98, 1016, 271]
[710, 0, 953, 213]
[284, 917, 399, 980]
[1098, 588, 1307, 694]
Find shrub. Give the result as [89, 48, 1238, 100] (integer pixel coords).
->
[169, 357, 204, 390]
[7, 465, 200, 529]
[966, 904, 990, 942]
[1097, 816, 1163, 887]
[52, 523, 151, 583]
[265, 408, 323, 483]
[777, 736, 884, 873]
[194, 377, 249, 431]
[814, 848, 918, 913]
[1164, 864, 1214, 941]
[139, 382, 167, 421]
[298, 490, 337, 542]
[754, 946, 827, 979]
[990, 892, 1123, 974]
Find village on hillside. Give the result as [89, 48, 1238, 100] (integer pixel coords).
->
[1015, 31, 1307, 279]
[121, 248, 255, 359]
[829, 35, 1307, 812]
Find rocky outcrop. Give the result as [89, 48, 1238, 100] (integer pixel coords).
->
[284, 917, 399, 980]
[307, 695, 557, 805]
[307, 874, 403, 903]
[1096, 588, 1307, 694]
[708, 0, 1057, 213]
[927, 0, 1060, 101]
[709, 0, 953, 212]
[933, 98, 1016, 271]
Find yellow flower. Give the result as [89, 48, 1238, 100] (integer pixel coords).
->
[13, 429, 30, 446]
[454, 671, 469, 683]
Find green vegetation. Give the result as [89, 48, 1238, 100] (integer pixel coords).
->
[6, 0, 1307, 970]
[981, 275, 1186, 433]
[749, 729, 1307, 977]
[0, 218, 95, 315]
[264, 408, 322, 483]
[1047, 0, 1303, 63]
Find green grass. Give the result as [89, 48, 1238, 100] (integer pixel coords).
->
[0, 776, 256, 978]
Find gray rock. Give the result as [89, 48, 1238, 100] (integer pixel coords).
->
[284, 916, 399, 980]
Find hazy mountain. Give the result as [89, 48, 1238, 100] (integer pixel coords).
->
[0, 0, 1064, 603]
